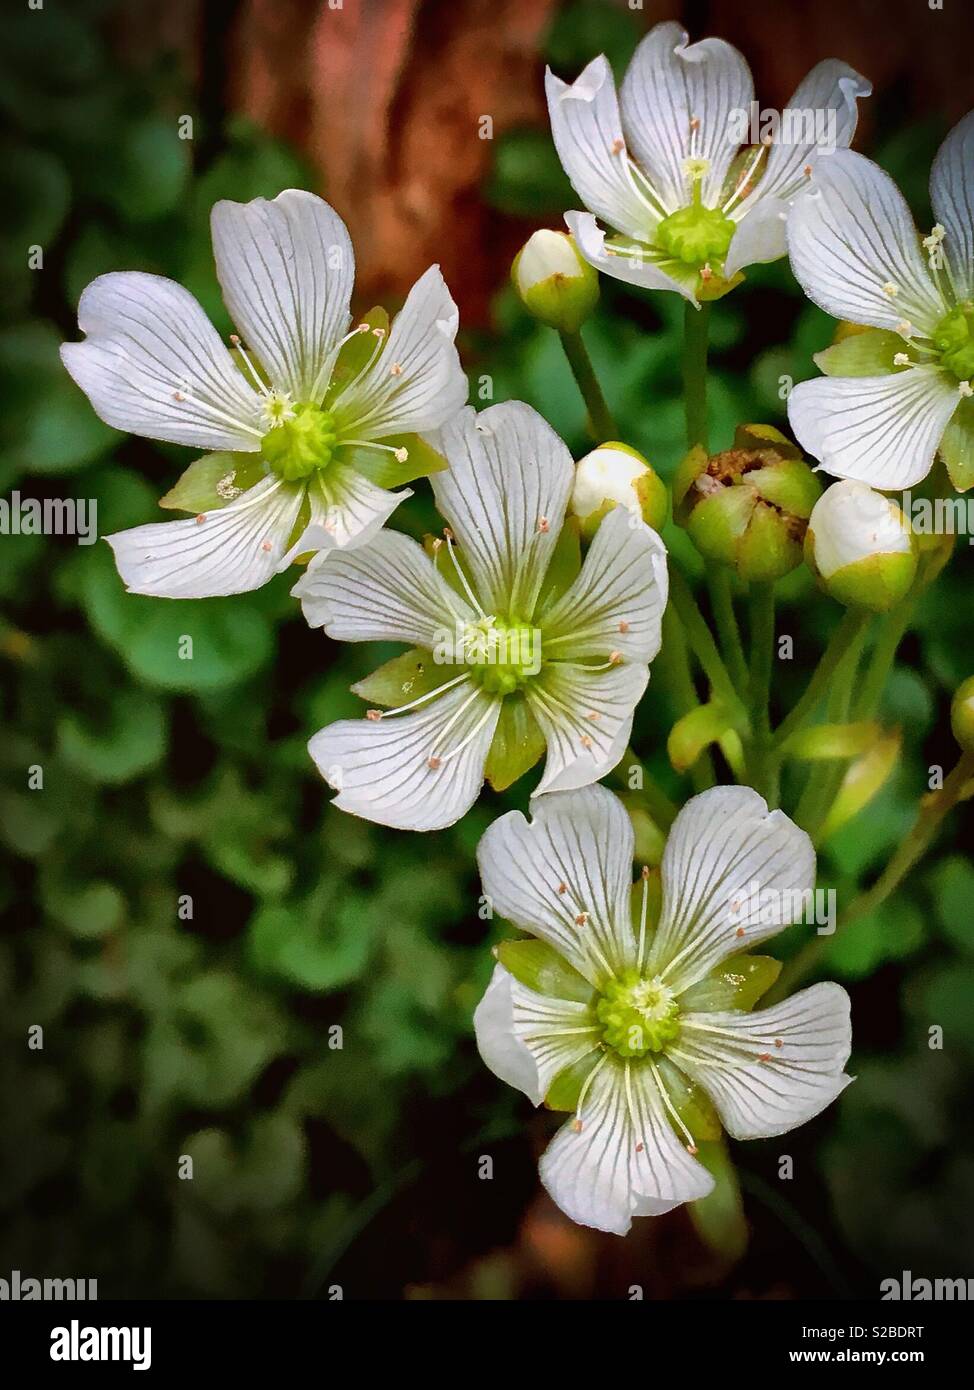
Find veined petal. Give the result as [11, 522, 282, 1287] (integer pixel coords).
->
[930, 110, 974, 302]
[788, 368, 961, 490]
[672, 983, 853, 1139]
[282, 467, 408, 561]
[565, 211, 695, 300]
[308, 679, 499, 831]
[291, 526, 474, 644]
[331, 266, 467, 438]
[105, 476, 304, 598]
[476, 784, 637, 986]
[545, 55, 655, 241]
[539, 1056, 713, 1234]
[647, 786, 815, 992]
[540, 506, 668, 662]
[474, 963, 599, 1107]
[529, 659, 647, 795]
[729, 60, 871, 273]
[432, 402, 573, 619]
[211, 189, 354, 402]
[620, 21, 753, 213]
[786, 151, 945, 336]
[60, 272, 264, 451]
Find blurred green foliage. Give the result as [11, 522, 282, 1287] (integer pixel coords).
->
[1, 0, 971, 1297]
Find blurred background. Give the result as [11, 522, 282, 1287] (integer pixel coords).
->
[1, 0, 973, 1299]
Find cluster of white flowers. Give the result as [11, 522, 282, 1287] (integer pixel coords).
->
[61, 19, 972, 1235]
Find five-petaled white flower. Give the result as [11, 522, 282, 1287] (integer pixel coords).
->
[474, 784, 852, 1235]
[787, 112, 974, 491]
[294, 401, 668, 831]
[61, 189, 467, 597]
[546, 21, 870, 303]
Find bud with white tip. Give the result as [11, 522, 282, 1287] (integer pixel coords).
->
[951, 675, 974, 753]
[570, 441, 667, 536]
[805, 481, 917, 611]
[512, 230, 599, 333]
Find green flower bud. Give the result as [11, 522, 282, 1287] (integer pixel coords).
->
[805, 480, 918, 612]
[570, 441, 667, 536]
[511, 230, 599, 333]
[674, 425, 820, 583]
[951, 676, 974, 752]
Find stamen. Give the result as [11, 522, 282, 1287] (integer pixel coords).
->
[893, 352, 912, 367]
[618, 620, 630, 634]
[330, 325, 387, 403]
[637, 865, 650, 972]
[338, 439, 410, 463]
[369, 671, 471, 720]
[960, 381, 973, 398]
[722, 141, 768, 214]
[649, 1060, 698, 1155]
[428, 693, 497, 765]
[443, 530, 488, 619]
[572, 1052, 609, 1132]
[229, 334, 271, 396]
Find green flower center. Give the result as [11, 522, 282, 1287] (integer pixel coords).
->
[656, 203, 735, 269]
[260, 403, 339, 481]
[596, 969, 681, 1058]
[933, 301, 974, 381]
[461, 617, 541, 695]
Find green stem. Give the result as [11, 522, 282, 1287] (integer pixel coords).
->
[773, 609, 871, 748]
[795, 620, 865, 839]
[852, 593, 918, 721]
[709, 570, 749, 695]
[771, 749, 974, 1000]
[558, 329, 616, 440]
[658, 606, 716, 791]
[668, 567, 749, 729]
[747, 581, 777, 803]
[682, 302, 710, 448]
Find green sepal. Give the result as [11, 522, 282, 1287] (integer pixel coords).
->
[323, 306, 390, 403]
[344, 432, 449, 490]
[159, 452, 267, 513]
[655, 1055, 722, 1141]
[672, 443, 709, 517]
[820, 728, 901, 841]
[484, 694, 546, 791]
[697, 268, 744, 301]
[668, 699, 737, 773]
[534, 516, 582, 617]
[544, 1048, 602, 1112]
[350, 648, 461, 709]
[814, 328, 908, 378]
[686, 1138, 748, 1261]
[733, 423, 801, 458]
[823, 551, 917, 612]
[780, 719, 882, 762]
[495, 939, 595, 1004]
[939, 397, 974, 493]
[679, 953, 782, 1013]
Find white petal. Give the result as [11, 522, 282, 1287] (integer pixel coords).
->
[930, 110, 974, 302]
[60, 272, 264, 451]
[282, 468, 408, 563]
[105, 476, 304, 598]
[432, 402, 573, 618]
[565, 211, 694, 300]
[809, 480, 912, 578]
[672, 983, 853, 1139]
[474, 963, 598, 1107]
[788, 368, 961, 490]
[529, 660, 648, 795]
[729, 60, 871, 274]
[308, 680, 499, 831]
[291, 526, 474, 644]
[331, 266, 467, 438]
[540, 506, 668, 663]
[647, 786, 815, 992]
[786, 151, 944, 336]
[539, 1057, 713, 1234]
[620, 21, 753, 213]
[210, 189, 354, 401]
[545, 55, 654, 240]
[476, 784, 637, 986]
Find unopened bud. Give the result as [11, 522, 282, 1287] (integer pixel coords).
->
[570, 442, 667, 535]
[512, 230, 599, 333]
[805, 480, 917, 611]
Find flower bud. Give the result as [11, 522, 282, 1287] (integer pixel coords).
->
[673, 424, 820, 583]
[511, 230, 599, 333]
[805, 480, 917, 612]
[570, 441, 667, 535]
[951, 676, 974, 753]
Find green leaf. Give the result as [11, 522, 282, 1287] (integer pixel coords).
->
[159, 453, 267, 513]
[103, 116, 191, 223]
[825, 898, 926, 979]
[351, 648, 461, 709]
[248, 889, 374, 992]
[686, 1138, 748, 1261]
[57, 690, 167, 784]
[495, 939, 595, 1003]
[939, 397, 974, 493]
[679, 954, 782, 1012]
[814, 329, 908, 377]
[42, 879, 124, 940]
[344, 433, 449, 490]
[928, 856, 974, 955]
[484, 695, 546, 791]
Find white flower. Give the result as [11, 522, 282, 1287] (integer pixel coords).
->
[546, 20, 869, 302]
[787, 111, 974, 490]
[474, 784, 852, 1235]
[295, 401, 668, 831]
[808, 481, 913, 578]
[61, 190, 467, 597]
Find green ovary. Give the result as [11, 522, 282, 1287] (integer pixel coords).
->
[261, 403, 338, 481]
[933, 302, 974, 381]
[596, 970, 681, 1059]
[656, 204, 735, 269]
[463, 617, 541, 695]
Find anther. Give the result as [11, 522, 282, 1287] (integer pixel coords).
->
[609, 650, 622, 664]
[618, 620, 630, 634]
[394, 447, 409, 462]
[803, 164, 813, 177]
[575, 912, 588, 926]
[366, 709, 383, 722]
[427, 756, 442, 770]
[893, 353, 911, 366]
[774, 1038, 783, 1048]
[882, 282, 898, 297]
[699, 263, 713, 282]
[195, 514, 206, 525]
[896, 320, 913, 337]
[611, 137, 624, 155]
[960, 381, 974, 398]
[389, 362, 403, 376]
[758, 1052, 772, 1062]
[580, 735, 593, 749]
[261, 540, 272, 553]
[173, 390, 185, 401]
[635, 1142, 644, 1153]
[557, 883, 568, 895]
[735, 926, 746, 938]
[538, 516, 550, 533]
[686, 1143, 698, 1156]
[586, 711, 600, 721]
